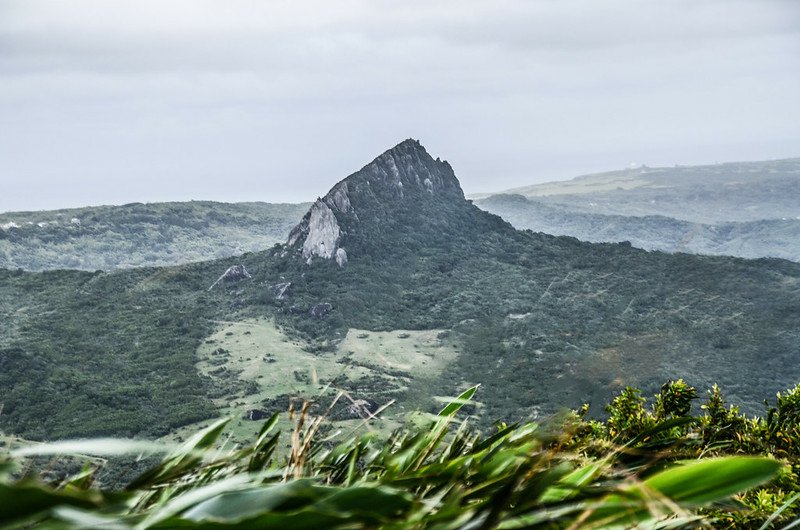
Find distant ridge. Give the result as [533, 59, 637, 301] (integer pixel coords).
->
[477, 156, 800, 201]
[474, 156, 800, 261]
[0, 201, 310, 271]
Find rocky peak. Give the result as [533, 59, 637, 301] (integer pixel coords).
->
[207, 265, 251, 290]
[287, 139, 465, 265]
[355, 138, 464, 200]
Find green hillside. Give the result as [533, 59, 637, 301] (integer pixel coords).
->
[0, 201, 309, 271]
[1, 140, 798, 444]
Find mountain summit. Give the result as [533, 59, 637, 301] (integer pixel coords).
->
[287, 139, 470, 266]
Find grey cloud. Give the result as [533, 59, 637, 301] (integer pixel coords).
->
[0, 0, 799, 211]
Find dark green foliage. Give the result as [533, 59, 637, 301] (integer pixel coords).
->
[589, 382, 800, 527]
[653, 379, 698, 420]
[766, 385, 800, 457]
[0, 264, 230, 439]
[605, 387, 653, 441]
[0, 387, 790, 529]
[272, 195, 800, 422]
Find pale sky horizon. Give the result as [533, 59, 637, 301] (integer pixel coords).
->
[2, 0, 799, 212]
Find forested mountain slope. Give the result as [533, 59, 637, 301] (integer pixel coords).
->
[1, 140, 798, 442]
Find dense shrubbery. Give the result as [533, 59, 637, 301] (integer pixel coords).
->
[0, 264, 228, 439]
[273, 214, 800, 420]
[3, 384, 800, 529]
[566, 380, 800, 527]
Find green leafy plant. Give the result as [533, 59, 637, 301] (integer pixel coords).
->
[0, 386, 788, 529]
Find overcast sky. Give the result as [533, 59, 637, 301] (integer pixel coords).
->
[1, 0, 799, 212]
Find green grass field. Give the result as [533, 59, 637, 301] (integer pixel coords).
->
[163, 319, 461, 446]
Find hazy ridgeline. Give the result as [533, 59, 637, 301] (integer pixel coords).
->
[476, 157, 800, 263]
[0, 201, 309, 271]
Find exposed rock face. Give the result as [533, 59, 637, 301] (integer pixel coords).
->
[270, 282, 292, 300]
[328, 182, 352, 213]
[335, 248, 348, 267]
[286, 139, 464, 265]
[208, 264, 252, 290]
[362, 141, 463, 199]
[302, 201, 340, 260]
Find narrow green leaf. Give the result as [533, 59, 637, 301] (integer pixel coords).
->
[52, 506, 131, 529]
[181, 480, 332, 523]
[136, 474, 253, 529]
[628, 417, 699, 446]
[471, 423, 518, 454]
[498, 502, 588, 529]
[584, 457, 782, 528]
[643, 456, 782, 506]
[0, 482, 103, 525]
[178, 417, 232, 454]
[314, 486, 414, 519]
[540, 459, 608, 503]
[438, 385, 480, 417]
[127, 417, 231, 490]
[254, 412, 280, 447]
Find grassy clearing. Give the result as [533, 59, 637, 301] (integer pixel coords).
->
[164, 319, 460, 446]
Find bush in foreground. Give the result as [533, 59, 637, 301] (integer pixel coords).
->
[0, 384, 797, 529]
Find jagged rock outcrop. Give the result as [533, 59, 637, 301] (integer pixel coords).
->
[286, 139, 464, 266]
[302, 201, 340, 261]
[327, 182, 352, 213]
[335, 248, 348, 267]
[208, 264, 251, 290]
[270, 282, 292, 300]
